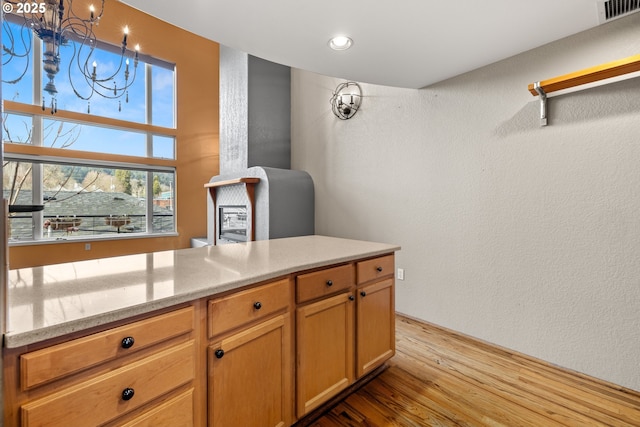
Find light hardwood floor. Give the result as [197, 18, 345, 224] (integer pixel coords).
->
[310, 314, 640, 426]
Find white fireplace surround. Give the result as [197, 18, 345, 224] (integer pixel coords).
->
[207, 166, 314, 245]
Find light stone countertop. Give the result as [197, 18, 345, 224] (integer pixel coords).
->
[5, 235, 400, 348]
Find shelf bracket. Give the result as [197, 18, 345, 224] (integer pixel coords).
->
[533, 81, 548, 127]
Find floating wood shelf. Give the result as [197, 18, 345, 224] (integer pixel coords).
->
[204, 177, 260, 244]
[528, 53, 640, 96]
[203, 177, 260, 189]
[528, 53, 640, 126]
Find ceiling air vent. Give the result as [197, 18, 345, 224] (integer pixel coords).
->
[597, 0, 640, 23]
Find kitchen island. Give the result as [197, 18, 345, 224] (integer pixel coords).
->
[4, 235, 400, 426]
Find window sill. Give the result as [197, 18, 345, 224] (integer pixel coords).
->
[8, 232, 179, 247]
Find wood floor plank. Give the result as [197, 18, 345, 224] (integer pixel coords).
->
[390, 354, 564, 427]
[396, 318, 640, 426]
[396, 316, 640, 425]
[359, 369, 464, 426]
[395, 331, 625, 425]
[309, 314, 640, 427]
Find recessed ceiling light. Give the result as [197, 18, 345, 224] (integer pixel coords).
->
[328, 36, 353, 51]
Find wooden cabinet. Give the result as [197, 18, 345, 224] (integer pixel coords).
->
[295, 292, 355, 418]
[356, 255, 396, 378]
[4, 251, 396, 427]
[356, 278, 395, 377]
[207, 278, 293, 427]
[295, 255, 395, 418]
[294, 262, 357, 418]
[4, 306, 197, 427]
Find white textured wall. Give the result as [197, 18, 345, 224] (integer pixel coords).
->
[291, 14, 640, 391]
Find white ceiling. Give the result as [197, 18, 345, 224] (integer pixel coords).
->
[121, 0, 610, 89]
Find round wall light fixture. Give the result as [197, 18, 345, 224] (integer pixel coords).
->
[330, 82, 362, 120]
[328, 36, 353, 51]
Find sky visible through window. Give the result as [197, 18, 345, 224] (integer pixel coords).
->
[2, 20, 175, 159]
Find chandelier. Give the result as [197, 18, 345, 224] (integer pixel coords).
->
[2, 0, 140, 113]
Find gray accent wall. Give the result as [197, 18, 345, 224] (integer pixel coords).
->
[219, 45, 291, 174]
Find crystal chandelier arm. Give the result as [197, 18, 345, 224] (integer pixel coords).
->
[5, 0, 139, 112]
[64, 0, 104, 35]
[2, 18, 32, 85]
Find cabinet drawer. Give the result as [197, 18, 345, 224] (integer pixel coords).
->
[119, 388, 194, 427]
[209, 278, 290, 338]
[296, 264, 354, 304]
[20, 306, 194, 391]
[21, 340, 195, 427]
[356, 254, 394, 284]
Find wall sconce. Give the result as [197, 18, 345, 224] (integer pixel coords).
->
[330, 82, 362, 120]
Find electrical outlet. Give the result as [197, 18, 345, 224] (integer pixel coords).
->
[397, 268, 404, 281]
[85, 243, 91, 251]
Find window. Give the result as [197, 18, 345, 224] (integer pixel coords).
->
[4, 160, 174, 241]
[2, 19, 177, 244]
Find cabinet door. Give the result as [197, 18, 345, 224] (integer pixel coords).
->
[209, 314, 292, 427]
[296, 292, 354, 418]
[356, 278, 395, 377]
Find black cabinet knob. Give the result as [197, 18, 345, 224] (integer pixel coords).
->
[253, 301, 262, 310]
[121, 337, 135, 349]
[360, 291, 367, 297]
[376, 266, 383, 272]
[122, 388, 135, 401]
[348, 295, 355, 301]
[215, 349, 225, 359]
[326, 280, 333, 287]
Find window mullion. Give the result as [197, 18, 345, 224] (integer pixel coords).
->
[146, 171, 153, 233]
[32, 38, 44, 239]
[145, 64, 154, 233]
[33, 36, 42, 107]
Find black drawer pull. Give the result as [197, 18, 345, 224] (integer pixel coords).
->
[122, 388, 135, 401]
[215, 349, 225, 359]
[121, 337, 135, 349]
[326, 280, 333, 287]
[348, 295, 355, 301]
[376, 266, 383, 272]
[360, 291, 367, 297]
[253, 301, 262, 310]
